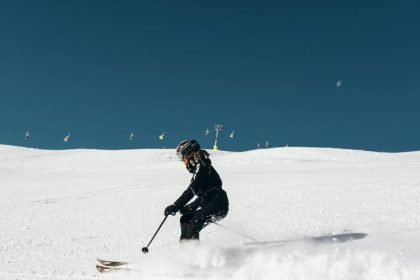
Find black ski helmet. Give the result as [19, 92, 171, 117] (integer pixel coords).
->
[176, 139, 200, 160]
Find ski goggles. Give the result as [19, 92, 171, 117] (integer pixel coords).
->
[176, 151, 185, 161]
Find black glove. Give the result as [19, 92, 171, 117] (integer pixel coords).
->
[164, 204, 178, 216]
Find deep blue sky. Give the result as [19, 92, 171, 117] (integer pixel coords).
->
[0, 0, 419, 151]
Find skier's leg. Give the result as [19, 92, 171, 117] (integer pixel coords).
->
[180, 212, 194, 240]
[180, 191, 229, 240]
[183, 203, 228, 239]
[181, 208, 208, 240]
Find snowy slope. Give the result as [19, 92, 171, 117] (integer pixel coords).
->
[1, 145, 420, 279]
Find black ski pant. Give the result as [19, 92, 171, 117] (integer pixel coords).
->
[180, 191, 229, 240]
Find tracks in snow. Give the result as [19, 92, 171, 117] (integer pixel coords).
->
[31, 183, 159, 205]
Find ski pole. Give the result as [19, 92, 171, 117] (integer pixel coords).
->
[142, 215, 168, 253]
[214, 222, 259, 242]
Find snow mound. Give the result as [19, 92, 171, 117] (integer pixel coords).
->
[1, 145, 420, 279]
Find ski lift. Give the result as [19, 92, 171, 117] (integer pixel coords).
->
[24, 130, 30, 140]
[129, 131, 135, 140]
[64, 133, 71, 143]
[159, 132, 165, 141]
[204, 128, 210, 136]
[213, 125, 224, 150]
[229, 130, 235, 139]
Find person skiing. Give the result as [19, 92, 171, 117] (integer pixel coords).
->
[164, 140, 229, 240]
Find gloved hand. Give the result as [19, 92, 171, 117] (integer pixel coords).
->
[164, 204, 178, 216]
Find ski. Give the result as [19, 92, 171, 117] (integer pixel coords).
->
[95, 257, 144, 274]
[96, 264, 132, 273]
[97, 258, 129, 267]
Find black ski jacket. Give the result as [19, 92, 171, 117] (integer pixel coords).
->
[173, 155, 227, 210]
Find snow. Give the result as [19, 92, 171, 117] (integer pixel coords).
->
[1, 144, 420, 279]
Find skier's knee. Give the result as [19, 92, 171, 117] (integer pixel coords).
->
[180, 220, 201, 240]
[180, 212, 194, 224]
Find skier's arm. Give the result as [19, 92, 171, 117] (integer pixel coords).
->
[173, 187, 194, 209]
[173, 163, 209, 209]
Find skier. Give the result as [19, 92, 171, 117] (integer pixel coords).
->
[164, 140, 229, 240]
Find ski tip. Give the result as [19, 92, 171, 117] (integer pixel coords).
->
[96, 264, 108, 273]
[97, 258, 129, 267]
